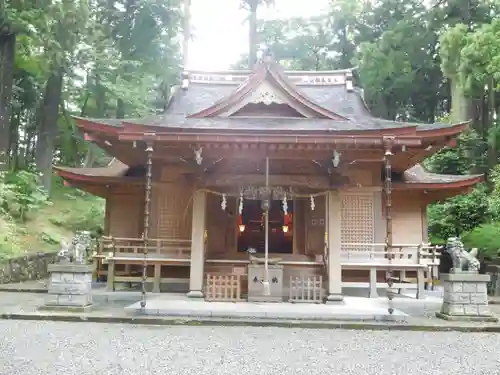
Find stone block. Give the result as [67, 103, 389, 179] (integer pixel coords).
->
[59, 273, 75, 283]
[247, 265, 284, 302]
[478, 304, 492, 316]
[45, 294, 60, 305]
[56, 294, 92, 306]
[443, 282, 451, 293]
[462, 282, 477, 293]
[441, 273, 491, 282]
[45, 293, 92, 307]
[441, 302, 464, 315]
[477, 283, 487, 294]
[450, 282, 463, 293]
[470, 293, 488, 305]
[443, 292, 470, 304]
[47, 264, 94, 274]
[50, 272, 61, 282]
[73, 273, 92, 284]
[463, 305, 479, 316]
[48, 282, 91, 295]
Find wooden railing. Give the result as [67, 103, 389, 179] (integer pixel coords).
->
[100, 236, 191, 259]
[205, 273, 243, 302]
[340, 243, 442, 265]
[289, 275, 324, 303]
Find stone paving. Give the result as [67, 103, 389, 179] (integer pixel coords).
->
[125, 295, 409, 321]
[0, 320, 499, 375]
[1, 280, 500, 329]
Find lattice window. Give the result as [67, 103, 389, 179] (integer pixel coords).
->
[156, 184, 191, 239]
[341, 194, 375, 253]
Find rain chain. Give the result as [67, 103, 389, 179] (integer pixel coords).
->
[140, 141, 154, 309]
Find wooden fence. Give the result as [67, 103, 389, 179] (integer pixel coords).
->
[205, 274, 243, 302]
[289, 275, 324, 303]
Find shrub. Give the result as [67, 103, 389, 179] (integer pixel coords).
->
[0, 170, 49, 222]
[428, 185, 492, 241]
[462, 222, 500, 258]
[49, 195, 104, 235]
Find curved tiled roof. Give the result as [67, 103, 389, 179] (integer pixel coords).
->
[403, 164, 483, 185]
[54, 159, 129, 178]
[55, 159, 481, 189]
[74, 62, 468, 134]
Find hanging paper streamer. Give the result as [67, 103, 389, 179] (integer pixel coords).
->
[221, 193, 227, 211]
[238, 191, 244, 215]
[310, 195, 315, 211]
[282, 192, 288, 215]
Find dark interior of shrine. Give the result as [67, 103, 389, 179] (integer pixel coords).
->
[237, 199, 294, 254]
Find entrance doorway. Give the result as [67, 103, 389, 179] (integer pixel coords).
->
[237, 200, 293, 254]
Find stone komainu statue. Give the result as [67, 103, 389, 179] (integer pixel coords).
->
[441, 237, 480, 273]
[57, 231, 92, 264]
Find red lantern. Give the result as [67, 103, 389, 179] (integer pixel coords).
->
[238, 215, 245, 233]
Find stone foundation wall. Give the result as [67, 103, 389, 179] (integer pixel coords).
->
[0, 252, 57, 284]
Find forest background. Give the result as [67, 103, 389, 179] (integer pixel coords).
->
[1, 0, 500, 258]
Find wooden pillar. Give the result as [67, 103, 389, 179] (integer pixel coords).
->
[187, 189, 207, 298]
[326, 190, 343, 303]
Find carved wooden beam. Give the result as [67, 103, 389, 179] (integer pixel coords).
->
[203, 174, 335, 189]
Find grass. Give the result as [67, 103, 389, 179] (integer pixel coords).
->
[0, 184, 104, 260]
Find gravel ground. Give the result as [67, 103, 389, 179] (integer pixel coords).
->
[0, 321, 499, 375]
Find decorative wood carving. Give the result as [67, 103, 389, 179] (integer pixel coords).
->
[203, 174, 335, 189]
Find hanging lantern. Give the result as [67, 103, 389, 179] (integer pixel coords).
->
[282, 213, 289, 233]
[221, 193, 227, 211]
[238, 215, 245, 233]
[310, 195, 315, 211]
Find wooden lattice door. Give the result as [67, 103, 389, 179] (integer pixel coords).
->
[340, 193, 375, 260]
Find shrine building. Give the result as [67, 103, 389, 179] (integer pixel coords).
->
[54, 55, 482, 303]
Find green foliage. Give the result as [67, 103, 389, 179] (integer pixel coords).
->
[48, 193, 104, 235]
[427, 185, 492, 241]
[462, 223, 500, 257]
[425, 129, 487, 174]
[0, 170, 48, 221]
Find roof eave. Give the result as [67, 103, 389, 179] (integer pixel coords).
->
[416, 121, 470, 139]
[396, 175, 483, 190]
[54, 166, 142, 185]
[72, 116, 122, 135]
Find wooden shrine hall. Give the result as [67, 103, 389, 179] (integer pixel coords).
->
[54, 54, 482, 303]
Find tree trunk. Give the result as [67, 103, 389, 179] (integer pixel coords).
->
[450, 77, 473, 123]
[0, 32, 16, 171]
[247, 1, 258, 69]
[35, 69, 64, 193]
[487, 78, 496, 182]
[9, 110, 20, 170]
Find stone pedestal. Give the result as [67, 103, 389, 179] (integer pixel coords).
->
[41, 264, 93, 312]
[436, 273, 498, 322]
[247, 264, 284, 302]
